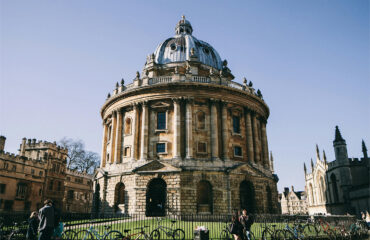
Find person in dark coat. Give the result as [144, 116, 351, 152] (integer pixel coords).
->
[239, 209, 254, 240]
[38, 199, 55, 240]
[27, 211, 39, 240]
[230, 214, 243, 240]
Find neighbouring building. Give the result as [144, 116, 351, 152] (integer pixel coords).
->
[94, 16, 279, 216]
[304, 126, 370, 216]
[0, 136, 93, 213]
[279, 186, 308, 215]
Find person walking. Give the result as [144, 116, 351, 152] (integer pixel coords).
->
[26, 211, 39, 240]
[38, 199, 55, 240]
[239, 209, 254, 240]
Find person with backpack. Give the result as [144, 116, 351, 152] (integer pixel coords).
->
[239, 209, 254, 240]
[229, 214, 243, 240]
[27, 211, 39, 240]
[38, 199, 55, 240]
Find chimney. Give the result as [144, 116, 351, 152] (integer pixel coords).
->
[291, 185, 295, 192]
[0, 136, 5, 152]
[20, 138, 26, 156]
[284, 187, 289, 194]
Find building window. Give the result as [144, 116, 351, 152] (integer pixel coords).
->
[196, 111, 206, 130]
[39, 171, 43, 176]
[4, 200, 13, 210]
[3, 162, 8, 170]
[31, 169, 35, 175]
[157, 112, 166, 130]
[0, 184, 6, 194]
[233, 116, 241, 133]
[115, 183, 125, 205]
[124, 146, 131, 157]
[197, 142, 207, 154]
[57, 181, 62, 191]
[66, 177, 71, 181]
[48, 180, 54, 191]
[124, 118, 132, 135]
[197, 180, 213, 214]
[156, 143, 167, 154]
[234, 146, 242, 157]
[16, 183, 28, 199]
[12, 165, 16, 172]
[67, 190, 74, 200]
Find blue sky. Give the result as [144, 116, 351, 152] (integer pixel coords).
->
[1, 0, 369, 191]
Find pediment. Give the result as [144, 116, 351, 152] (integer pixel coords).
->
[229, 163, 260, 176]
[94, 168, 106, 179]
[151, 101, 170, 108]
[133, 160, 181, 173]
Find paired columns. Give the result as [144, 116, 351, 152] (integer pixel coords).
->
[245, 110, 254, 163]
[210, 99, 219, 160]
[100, 123, 108, 167]
[131, 104, 138, 161]
[173, 98, 181, 159]
[140, 102, 149, 160]
[186, 98, 194, 159]
[109, 111, 118, 164]
[115, 109, 123, 164]
[221, 101, 229, 161]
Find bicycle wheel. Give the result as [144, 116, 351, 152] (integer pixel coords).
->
[104, 230, 124, 240]
[76, 230, 94, 240]
[150, 229, 160, 240]
[62, 229, 77, 240]
[172, 229, 185, 240]
[219, 229, 230, 240]
[326, 229, 337, 240]
[274, 230, 285, 240]
[7, 232, 24, 240]
[304, 224, 317, 237]
[262, 229, 273, 240]
[283, 230, 295, 240]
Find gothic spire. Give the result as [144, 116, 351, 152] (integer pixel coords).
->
[316, 144, 320, 160]
[269, 151, 274, 173]
[334, 125, 345, 142]
[323, 150, 327, 164]
[311, 158, 314, 171]
[362, 139, 368, 159]
[304, 162, 307, 174]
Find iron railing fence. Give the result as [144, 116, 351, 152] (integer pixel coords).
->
[0, 212, 361, 239]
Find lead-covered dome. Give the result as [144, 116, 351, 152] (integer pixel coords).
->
[153, 16, 223, 70]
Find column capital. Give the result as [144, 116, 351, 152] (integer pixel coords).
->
[209, 98, 220, 104]
[131, 102, 139, 109]
[172, 97, 183, 103]
[185, 97, 194, 103]
[220, 100, 229, 106]
[141, 100, 148, 106]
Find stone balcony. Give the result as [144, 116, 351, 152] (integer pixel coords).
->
[108, 75, 262, 101]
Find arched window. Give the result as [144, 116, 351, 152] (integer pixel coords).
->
[197, 180, 213, 214]
[196, 111, 205, 130]
[114, 183, 125, 205]
[320, 176, 326, 203]
[330, 174, 339, 203]
[309, 183, 315, 204]
[146, 178, 167, 217]
[124, 118, 132, 135]
[240, 180, 255, 213]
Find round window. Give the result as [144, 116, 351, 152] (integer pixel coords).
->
[203, 48, 210, 54]
[170, 44, 177, 51]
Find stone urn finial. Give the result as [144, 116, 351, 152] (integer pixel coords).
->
[121, 78, 125, 86]
[136, 71, 140, 79]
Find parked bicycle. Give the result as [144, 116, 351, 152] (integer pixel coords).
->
[219, 222, 231, 240]
[75, 225, 123, 240]
[262, 224, 279, 240]
[122, 226, 153, 240]
[275, 220, 305, 240]
[7, 221, 28, 240]
[150, 218, 185, 240]
[61, 224, 77, 240]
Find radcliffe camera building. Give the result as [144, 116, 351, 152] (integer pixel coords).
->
[94, 17, 279, 216]
[304, 126, 370, 216]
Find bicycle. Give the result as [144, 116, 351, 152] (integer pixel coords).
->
[76, 225, 123, 240]
[150, 218, 185, 240]
[316, 218, 337, 240]
[7, 221, 28, 240]
[219, 222, 231, 240]
[261, 224, 279, 240]
[122, 226, 153, 240]
[275, 220, 305, 240]
[61, 225, 77, 240]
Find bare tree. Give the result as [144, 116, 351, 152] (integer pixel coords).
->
[59, 138, 99, 174]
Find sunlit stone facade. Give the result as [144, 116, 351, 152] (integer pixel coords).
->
[94, 17, 279, 216]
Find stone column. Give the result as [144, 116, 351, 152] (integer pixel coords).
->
[221, 101, 229, 161]
[261, 120, 269, 168]
[109, 111, 117, 164]
[100, 121, 108, 167]
[131, 104, 138, 161]
[185, 98, 194, 159]
[173, 98, 181, 160]
[140, 101, 149, 161]
[114, 109, 123, 164]
[245, 109, 255, 163]
[252, 112, 261, 164]
[210, 99, 219, 160]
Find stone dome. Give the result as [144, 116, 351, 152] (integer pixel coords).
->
[153, 16, 223, 70]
